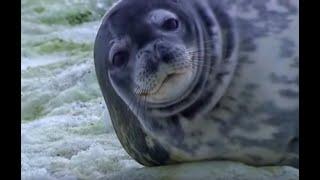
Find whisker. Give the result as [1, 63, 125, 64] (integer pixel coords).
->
[132, 85, 149, 120]
[185, 61, 213, 67]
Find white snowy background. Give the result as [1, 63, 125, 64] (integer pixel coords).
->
[21, 0, 142, 179]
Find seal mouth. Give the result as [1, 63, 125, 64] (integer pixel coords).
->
[138, 72, 183, 96]
[136, 69, 193, 104]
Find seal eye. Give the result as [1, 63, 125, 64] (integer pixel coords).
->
[112, 51, 129, 67]
[162, 18, 179, 31]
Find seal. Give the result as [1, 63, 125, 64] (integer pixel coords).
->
[94, 0, 299, 168]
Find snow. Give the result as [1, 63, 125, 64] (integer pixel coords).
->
[21, 0, 142, 179]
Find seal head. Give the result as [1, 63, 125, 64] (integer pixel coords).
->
[95, 0, 237, 123]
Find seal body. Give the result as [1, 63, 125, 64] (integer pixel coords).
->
[94, 0, 299, 168]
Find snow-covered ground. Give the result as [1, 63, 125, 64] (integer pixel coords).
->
[21, 0, 142, 179]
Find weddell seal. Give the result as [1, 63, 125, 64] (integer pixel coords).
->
[94, 0, 299, 168]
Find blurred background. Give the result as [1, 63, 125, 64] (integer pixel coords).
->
[21, 0, 142, 179]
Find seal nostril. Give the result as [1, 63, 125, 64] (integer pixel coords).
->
[161, 53, 174, 63]
[153, 43, 158, 52]
[153, 42, 173, 63]
[153, 42, 162, 60]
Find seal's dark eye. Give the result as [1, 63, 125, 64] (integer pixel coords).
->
[162, 18, 179, 31]
[112, 51, 129, 67]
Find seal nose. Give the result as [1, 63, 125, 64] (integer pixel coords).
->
[136, 46, 159, 74]
[153, 41, 174, 64]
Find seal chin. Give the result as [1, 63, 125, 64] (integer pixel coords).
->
[138, 69, 195, 104]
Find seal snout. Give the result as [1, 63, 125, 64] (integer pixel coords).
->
[137, 40, 178, 65]
[153, 41, 176, 64]
[133, 40, 195, 103]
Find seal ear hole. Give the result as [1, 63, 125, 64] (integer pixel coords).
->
[112, 51, 130, 68]
[161, 18, 179, 31]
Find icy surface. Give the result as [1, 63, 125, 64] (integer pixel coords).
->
[108, 161, 298, 180]
[21, 0, 142, 179]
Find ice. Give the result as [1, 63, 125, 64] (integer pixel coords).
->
[21, 0, 141, 179]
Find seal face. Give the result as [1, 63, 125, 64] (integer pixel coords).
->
[94, 0, 299, 168]
[108, 8, 198, 106]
